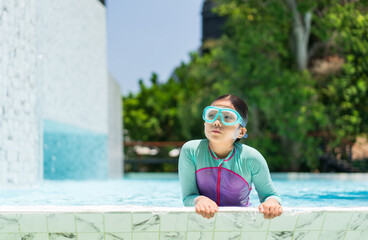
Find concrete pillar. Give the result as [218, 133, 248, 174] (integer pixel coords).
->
[0, 0, 43, 187]
[108, 74, 123, 179]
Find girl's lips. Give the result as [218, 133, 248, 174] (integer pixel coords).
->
[211, 130, 221, 134]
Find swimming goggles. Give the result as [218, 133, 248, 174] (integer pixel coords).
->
[202, 106, 246, 127]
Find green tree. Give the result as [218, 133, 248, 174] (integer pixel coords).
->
[122, 0, 368, 172]
[123, 73, 184, 141]
[311, 1, 368, 153]
[181, 0, 325, 171]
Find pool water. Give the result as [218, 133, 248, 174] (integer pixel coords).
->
[1, 173, 367, 207]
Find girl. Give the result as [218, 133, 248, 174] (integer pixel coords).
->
[178, 94, 282, 219]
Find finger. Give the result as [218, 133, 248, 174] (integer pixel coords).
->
[278, 207, 283, 216]
[209, 206, 216, 218]
[272, 206, 278, 215]
[263, 206, 270, 216]
[259, 204, 264, 213]
[198, 206, 207, 218]
[202, 205, 208, 218]
[196, 205, 205, 216]
[195, 205, 200, 214]
[203, 205, 211, 218]
[195, 204, 203, 214]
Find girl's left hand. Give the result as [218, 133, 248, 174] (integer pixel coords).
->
[258, 198, 283, 219]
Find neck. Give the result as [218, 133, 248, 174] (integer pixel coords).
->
[209, 140, 234, 159]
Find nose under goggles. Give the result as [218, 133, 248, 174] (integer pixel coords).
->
[202, 106, 246, 127]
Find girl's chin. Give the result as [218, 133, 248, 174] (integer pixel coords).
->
[206, 132, 236, 143]
[206, 134, 232, 142]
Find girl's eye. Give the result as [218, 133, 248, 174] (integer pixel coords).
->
[207, 111, 218, 119]
[223, 114, 234, 120]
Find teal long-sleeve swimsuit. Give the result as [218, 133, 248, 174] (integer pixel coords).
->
[178, 139, 281, 206]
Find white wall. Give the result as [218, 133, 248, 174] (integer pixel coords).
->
[0, 0, 122, 184]
[38, 0, 108, 133]
[0, 0, 42, 186]
[108, 74, 123, 178]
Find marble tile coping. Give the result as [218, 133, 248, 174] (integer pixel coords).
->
[0, 206, 367, 213]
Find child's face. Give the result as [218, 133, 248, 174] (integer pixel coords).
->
[204, 100, 246, 143]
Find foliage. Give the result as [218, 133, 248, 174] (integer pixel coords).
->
[123, 74, 184, 141]
[312, 1, 368, 148]
[122, 0, 368, 172]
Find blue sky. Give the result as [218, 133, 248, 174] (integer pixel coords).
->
[106, 0, 203, 96]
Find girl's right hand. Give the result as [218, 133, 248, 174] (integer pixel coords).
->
[194, 196, 219, 219]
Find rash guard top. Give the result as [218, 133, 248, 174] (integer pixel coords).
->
[178, 139, 281, 206]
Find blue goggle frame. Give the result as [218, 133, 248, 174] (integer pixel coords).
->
[202, 106, 246, 127]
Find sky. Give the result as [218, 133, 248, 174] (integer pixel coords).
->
[106, 0, 203, 96]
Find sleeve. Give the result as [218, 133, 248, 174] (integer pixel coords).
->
[248, 150, 282, 205]
[178, 142, 200, 206]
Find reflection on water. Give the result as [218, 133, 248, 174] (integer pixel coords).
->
[0, 176, 367, 207]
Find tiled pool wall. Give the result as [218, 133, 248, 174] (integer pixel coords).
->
[0, 0, 122, 185]
[43, 121, 108, 180]
[0, 207, 367, 240]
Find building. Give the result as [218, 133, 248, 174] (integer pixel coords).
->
[0, 0, 122, 186]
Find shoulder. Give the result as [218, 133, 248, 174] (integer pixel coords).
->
[179, 139, 208, 164]
[182, 139, 208, 148]
[236, 143, 269, 173]
[235, 142, 265, 161]
[181, 139, 208, 153]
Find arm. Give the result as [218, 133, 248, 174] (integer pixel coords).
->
[250, 152, 281, 204]
[178, 142, 218, 219]
[249, 150, 283, 219]
[178, 142, 200, 206]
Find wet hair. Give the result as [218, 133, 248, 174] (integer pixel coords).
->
[211, 94, 248, 142]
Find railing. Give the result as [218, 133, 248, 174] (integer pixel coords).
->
[124, 140, 368, 172]
[320, 142, 368, 172]
[124, 141, 185, 147]
[124, 141, 186, 172]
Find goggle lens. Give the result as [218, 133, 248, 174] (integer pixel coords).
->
[203, 107, 240, 125]
[221, 111, 237, 123]
[205, 109, 220, 121]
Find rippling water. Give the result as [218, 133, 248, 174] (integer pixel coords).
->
[0, 174, 367, 207]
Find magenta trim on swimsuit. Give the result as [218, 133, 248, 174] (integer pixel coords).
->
[195, 167, 218, 174]
[221, 168, 252, 190]
[217, 164, 222, 205]
[196, 167, 251, 190]
[208, 145, 235, 161]
[195, 166, 252, 206]
[223, 149, 235, 161]
[208, 145, 219, 160]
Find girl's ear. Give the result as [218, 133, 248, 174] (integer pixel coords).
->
[238, 127, 247, 138]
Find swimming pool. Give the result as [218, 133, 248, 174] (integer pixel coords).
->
[0, 173, 367, 207]
[0, 173, 367, 240]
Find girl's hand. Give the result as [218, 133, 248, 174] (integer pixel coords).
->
[258, 198, 283, 219]
[195, 196, 219, 219]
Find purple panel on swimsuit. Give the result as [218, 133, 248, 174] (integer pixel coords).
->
[196, 167, 251, 206]
[196, 167, 218, 203]
[219, 168, 251, 206]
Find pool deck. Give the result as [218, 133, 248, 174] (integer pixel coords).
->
[0, 206, 367, 240]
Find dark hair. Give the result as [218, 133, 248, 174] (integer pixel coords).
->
[212, 94, 248, 141]
[212, 94, 248, 124]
